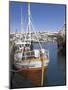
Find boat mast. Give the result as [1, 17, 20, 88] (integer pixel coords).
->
[21, 7, 23, 34]
[28, 2, 31, 42]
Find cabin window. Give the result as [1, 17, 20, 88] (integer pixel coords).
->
[25, 44, 30, 47]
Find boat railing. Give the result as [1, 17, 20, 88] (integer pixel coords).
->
[15, 49, 49, 61]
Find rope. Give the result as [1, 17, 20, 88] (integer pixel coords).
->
[10, 68, 24, 72]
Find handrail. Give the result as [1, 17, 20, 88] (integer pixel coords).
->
[15, 49, 49, 53]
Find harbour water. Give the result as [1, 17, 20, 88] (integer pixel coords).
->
[33, 41, 66, 86]
[10, 41, 66, 88]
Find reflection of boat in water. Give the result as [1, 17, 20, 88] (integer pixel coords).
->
[14, 2, 49, 86]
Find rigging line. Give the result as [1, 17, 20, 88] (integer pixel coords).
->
[10, 68, 26, 72]
[30, 13, 43, 50]
[30, 12, 40, 32]
[23, 27, 27, 60]
[30, 21, 43, 50]
[21, 7, 24, 34]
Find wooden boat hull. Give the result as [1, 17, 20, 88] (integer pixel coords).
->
[16, 66, 47, 86]
[14, 48, 49, 86]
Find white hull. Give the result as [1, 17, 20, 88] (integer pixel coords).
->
[15, 58, 49, 69]
[14, 48, 49, 69]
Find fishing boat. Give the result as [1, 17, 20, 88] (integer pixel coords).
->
[14, 2, 49, 86]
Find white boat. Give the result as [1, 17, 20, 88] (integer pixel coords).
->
[14, 2, 49, 86]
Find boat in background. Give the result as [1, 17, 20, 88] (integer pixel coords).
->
[14, 2, 49, 86]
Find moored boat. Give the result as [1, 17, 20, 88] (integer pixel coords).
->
[13, 2, 49, 86]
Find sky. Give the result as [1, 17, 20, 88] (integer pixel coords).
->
[9, 1, 65, 33]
